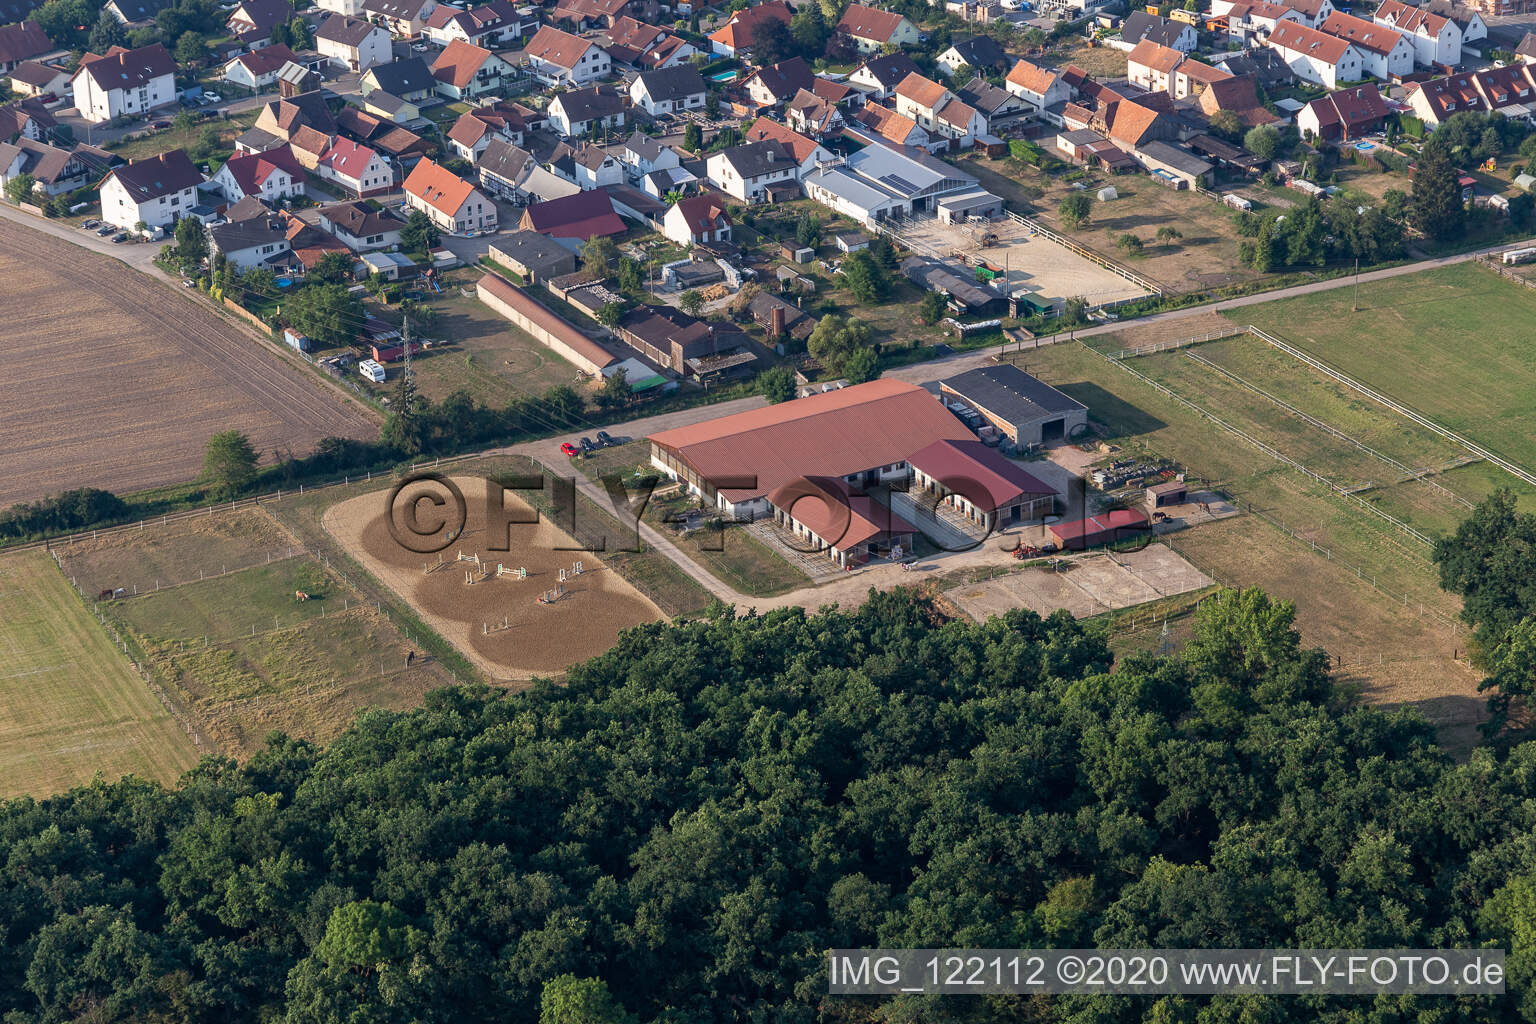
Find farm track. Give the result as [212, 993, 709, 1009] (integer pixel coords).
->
[0, 218, 377, 507]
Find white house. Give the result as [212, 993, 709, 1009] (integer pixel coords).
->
[362, 0, 440, 39]
[423, 0, 533, 48]
[744, 117, 834, 176]
[1320, 11, 1414, 80]
[316, 14, 392, 71]
[848, 52, 922, 100]
[547, 85, 627, 138]
[212, 145, 306, 204]
[1269, 0, 1334, 28]
[621, 130, 682, 177]
[628, 65, 708, 116]
[1126, 39, 1185, 93]
[1003, 59, 1073, 111]
[318, 199, 407, 250]
[706, 141, 798, 202]
[894, 72, 983, 148]
[316, 0, 367, 16]
[430, 39, 512, 99]
[549, 140, 625, 190]
[524, 25, 611, 85]
[403, 156, 497, 233]
[100, 149, 203, 231]
[316, 137, 396, 196]
[835, 3, 920, 55]
[1372, 0, 1460, 67]
[7, 60, 71, 100]
[222, 43, 297, 90]
[208, 214, 292, 270]
[662, 193, 731, 246]
[70, 43, 176, 124]
[0, 138, 91, 196]
[1266, 21, 1363, 87]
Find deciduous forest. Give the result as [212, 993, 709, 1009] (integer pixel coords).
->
[1, 587, 1533, 1023]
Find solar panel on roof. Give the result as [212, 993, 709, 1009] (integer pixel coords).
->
[879, 173, 919, 194]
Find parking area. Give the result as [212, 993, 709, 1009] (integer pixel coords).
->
[895, 213, 1153, 309]
[948, 543, 1213, 621]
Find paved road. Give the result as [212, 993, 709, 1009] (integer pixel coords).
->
[0, 201, 167, 276]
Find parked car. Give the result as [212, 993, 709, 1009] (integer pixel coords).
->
[96, 225, 114, 236]
[150, 119, 171, 129]
[560, 442, 579, 457]
[596, 430, 613, 447]
[578, 437, 596, 454]
[202, 91, 221, 103]
[110, 232, 127, 243]
[81, 219, 98, 229]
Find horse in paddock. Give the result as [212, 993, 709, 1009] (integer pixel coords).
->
[97, 589, 114, 601]
[295, 591, 311, 602]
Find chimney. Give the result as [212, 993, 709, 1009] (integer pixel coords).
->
[771, 304, 785, 338]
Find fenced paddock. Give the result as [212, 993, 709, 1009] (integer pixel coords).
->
[948, 544, 1213, 622]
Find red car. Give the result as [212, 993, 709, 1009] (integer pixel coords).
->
[560, 442, 579, 457]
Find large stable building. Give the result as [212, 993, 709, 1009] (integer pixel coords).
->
[647, 379, 1061, 567]
[939, 364, 1089, 448]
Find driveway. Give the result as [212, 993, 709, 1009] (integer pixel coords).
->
[0, 201, 168, 276]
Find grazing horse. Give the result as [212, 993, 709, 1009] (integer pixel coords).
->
[97, 589, 114, 601]
[294, 591, 310, 602]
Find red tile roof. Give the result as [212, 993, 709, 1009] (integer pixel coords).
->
[767, 475, 916, 550]
[1006, 58, 1058, 95]
[432, 38, 495, 87]
[0, 21, 51, 65]
[519, 189, 626, 240]
[744, 116, 821, 163]
[836, 3, 907, 42]
[894, 71, 949, 109]
[404, 156, 478, 216]
[524, 25, 595, 69]
[1320, 11, 1407, 57]
[708, 0, 791, 52]
[1128, 38, 1184, 74]
[907, 438, 1053, 511]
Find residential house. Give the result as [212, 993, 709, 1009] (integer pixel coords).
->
[1198, 74, 1281, 126]
[1472, 63, 1536, 117]
[1097, 96, 1176, 152]
[706, 140, 799, 201]
[1372, 0, 1460, 67]
[7, 60, 69, 100]
[852, 101, 930, 148]
[835, 3, 920, 55]
[549, 139, 624, 189]
[277, 60, 322, 97]
[1319, 11, 1413, 80]
[785, 87, 841, 134]
[956, 78, 1026, 126]
[103, 0, 175, 23]
[1266, 20, 1363, 87]
[447, 99, 538, 159]
[936, 35, 1008, 78]
[319, 199, 407, 250]
[524, 24, 611, 85]
[550, 0, 659, 30]
[620, 129, 681, 177]
[99, 149, 202, 230]
[1222, 0, 1303, 44]
[662, 192, 731, 245]
[603, 16, 696, 68]
[281, 211, 351, 273]
[742, 56, 815, 107]
[247, 91, 338, 148]
[209, 214, 292, 270]
[615, 304, 753, 378]
[743, 117, 834, 175]
[477, 137, 580, 201]
[225, 0, 292, 39]
[1212, 47, 1293, 87]
[316, 137, 396, 195]
[1297, 82, 1389, 139]
[1270, 0, 1334, 28]
[547, 84, 626, 137]
[848, 51, 921, 99]
[423, 0, 531, 47]
[1121, 11, 1197, 51]
[707, 0, 791, 58]
[0, 20, 51, 74]
[1517, 31, 1536, 64]
[628, 64, 707, 115]
[317, 14, 392, 70]
[1126, 39, 1184, 92]
[1004, 59, 1073, 112]
[403, 156, 497, 233]
[1172, 57, 1233, 100]
[362, 0, 439, 38]
[70, 43, 175, 124]
[0, 138, 90, 195]
[360, 55, 437, 100]
[0, 98, 56, 144]
[431, 39, 512, 99]
[894, 72, 984, 148]
[1406, 64, 1536, 126]
[222, 43, 297, 90]
[518, 188, 626, 242]
[212, 145, 306, 203]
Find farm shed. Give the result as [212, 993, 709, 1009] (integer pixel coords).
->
[1146, 479, 1187, 507]
[936, 188, 1004, 224]
[475, 271, 618, 377]
[488, 229, 578, 284]
[1049, 508, 1149, 551]
[938, 363, 1089, 447]
[908, 438, 1056, 528]
[1133, 140, 1213, 189]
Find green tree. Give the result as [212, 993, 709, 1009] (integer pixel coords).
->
[807, 314, 873, 376]
[1155, 226, 1183, 246]
[173, 215, 206, 274]
[3, 172, 35, 203]
[751, 17, 795, 65]
[759, 364, 795, 403]
[595, 300, 627, 327]
[705, 91, 720, 118]
[790, 0, 829, 54]
[1209, 109, 1243, 140]
[88, 9, 127, 52]
[683, 122, 703, 153]
[843, 345, 878, 383]
[1411, 141, 1466, 242]
[1058, 191, 1091, 229]
[794, 210, 821, 248]
[581, 235, 617, 274]
[919, 290, 947, 324]
[308, 251, 357, 286]
[174, 30, 206, 65]
[616, 256, 643, 293]
[540, 975, 632, 1024]
[840, 248, 889, 302]
[283, 283, 362, 347]
[400, 209, 439, 258]
[678, 290, 704, 316]
[595, 367, 630, 411]
[1116, 232, 1145, 257]
[203, 430, 258, 497]
[286, 15, 312, 49]
[1244, 124, 1281, 161]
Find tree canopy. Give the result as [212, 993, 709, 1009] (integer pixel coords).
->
[0, 587, 1534, 1021]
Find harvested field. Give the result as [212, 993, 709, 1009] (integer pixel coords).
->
[324, 476, 663, 679]
[55, 507, 304, 598]
[0, 549, 198, 797]
[949, 543, 1212, 621]
[0, 217, 376, 508]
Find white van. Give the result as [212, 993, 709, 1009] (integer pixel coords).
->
[359, 359, 386, 383]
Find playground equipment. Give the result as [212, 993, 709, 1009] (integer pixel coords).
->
[495, 564, 527, 579]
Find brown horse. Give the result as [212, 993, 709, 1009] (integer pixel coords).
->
[295, 591, 310, 602]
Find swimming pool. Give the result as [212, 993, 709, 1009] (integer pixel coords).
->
[708, 70, 738, 83]
[1355, 141, 1376, 151]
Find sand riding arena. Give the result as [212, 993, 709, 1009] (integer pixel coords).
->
[324, 476, 662, 680]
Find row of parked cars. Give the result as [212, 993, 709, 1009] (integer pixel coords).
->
[80, 219, 127, 243]
[560, 431, 618, 458]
